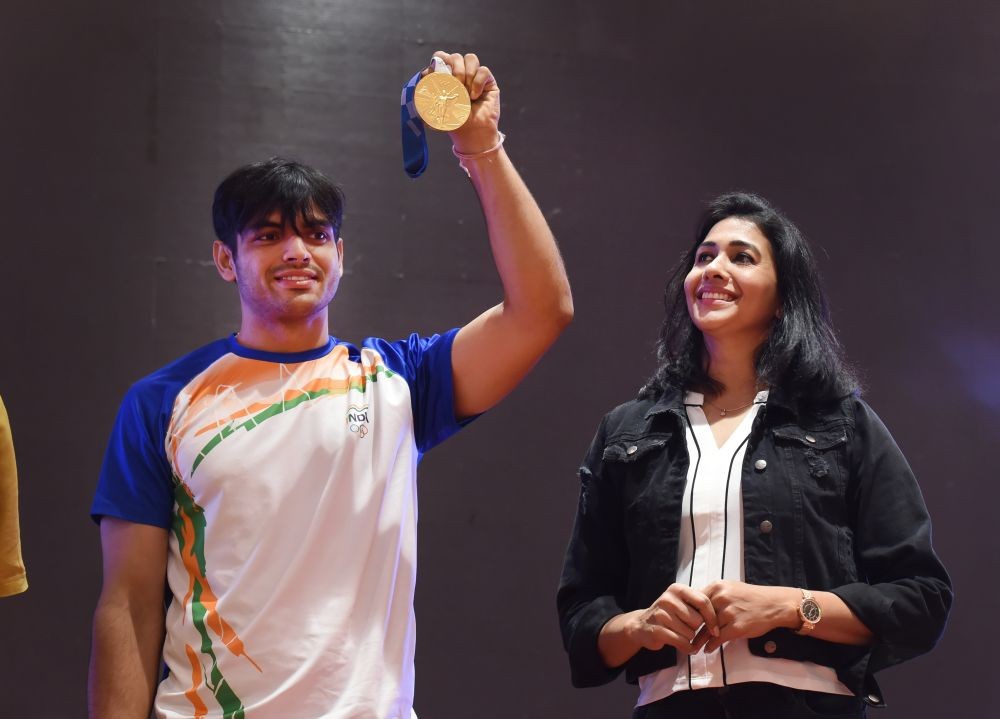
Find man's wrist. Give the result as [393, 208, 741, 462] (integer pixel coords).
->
[450, 128, 502, 155]
[451, 131, 506, 177]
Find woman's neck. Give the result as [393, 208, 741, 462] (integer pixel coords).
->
[702, 335, 761, 401]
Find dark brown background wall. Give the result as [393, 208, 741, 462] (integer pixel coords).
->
[0, 1, 994, 716]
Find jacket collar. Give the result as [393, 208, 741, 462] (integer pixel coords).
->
[644, 384, 802, 421]
[644, 386, 688, 421]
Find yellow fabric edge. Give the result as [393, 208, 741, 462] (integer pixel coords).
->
[0, 573, 27, 597]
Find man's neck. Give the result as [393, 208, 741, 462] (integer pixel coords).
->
[235, 313, 331, 354]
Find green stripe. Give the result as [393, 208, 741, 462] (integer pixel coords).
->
[172, 478, 245, 718]
[192, 581, 246, 718]
[190, 366, 397, 476]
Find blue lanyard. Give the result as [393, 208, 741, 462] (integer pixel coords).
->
[400, 70, 429, 178]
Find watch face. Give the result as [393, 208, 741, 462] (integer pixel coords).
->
[802, 598, 822, 623]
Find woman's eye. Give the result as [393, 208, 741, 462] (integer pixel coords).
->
[734, 252, 754, 264]
[696, 251, 715, 263]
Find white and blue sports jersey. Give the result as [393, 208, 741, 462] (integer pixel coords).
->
[93, 332, 467, 718]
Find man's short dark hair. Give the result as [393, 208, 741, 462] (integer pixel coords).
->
[212, 157, 346, 254]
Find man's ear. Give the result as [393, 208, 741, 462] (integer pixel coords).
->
[213, 240, 238, 282]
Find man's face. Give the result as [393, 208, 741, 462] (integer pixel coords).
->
[214, 204, 344, 325]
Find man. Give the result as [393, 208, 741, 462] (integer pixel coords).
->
[88, 51, 572, 718]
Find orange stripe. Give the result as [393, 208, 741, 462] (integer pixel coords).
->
[189, 354, 304, 403]
[185, 345, 353, 408]
[188, 375, 362, 438]
[177, 481, 262, 671]
[168, 347, 374, 462]
[183, 643, 209, 718]
[166, 355, 279, 463]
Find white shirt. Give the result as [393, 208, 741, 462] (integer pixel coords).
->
[93, 334, 464, 718]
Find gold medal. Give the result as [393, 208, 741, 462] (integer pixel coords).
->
[414, 71, 471, 131]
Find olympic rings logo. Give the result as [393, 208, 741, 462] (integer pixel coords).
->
[347, 405, 370, 439]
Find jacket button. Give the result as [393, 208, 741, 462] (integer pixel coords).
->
[805, 434, 816, 443]
[866, 694, 882, 705]
[626, 445, 638, 455]
[764, 640, 777, 654]
[754, 459, 767, 471]
[759, 520, 773, 534]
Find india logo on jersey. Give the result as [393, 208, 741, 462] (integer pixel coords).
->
[347, 404, 370, 438]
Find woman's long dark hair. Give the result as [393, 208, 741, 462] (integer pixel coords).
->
[640, 192, 858, 404]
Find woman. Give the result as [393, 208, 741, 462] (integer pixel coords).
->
[557, 193, 951, 718]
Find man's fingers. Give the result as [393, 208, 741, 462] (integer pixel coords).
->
[423, 50, 448, 78]
[446, 52, 466, 84]
[469, 65, 496, 100]
[462, 53, 480, 91]
[426, 50, 466, 79]
[425, 51, 497, 102]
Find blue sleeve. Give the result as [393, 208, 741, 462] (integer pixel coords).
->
[91, 381, 175, 528]
[373, 329, 475, 453]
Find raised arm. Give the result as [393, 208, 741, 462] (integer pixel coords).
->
[88, 518, 169, 719]
[430, 51, 573, 419]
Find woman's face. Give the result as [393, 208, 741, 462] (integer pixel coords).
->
[684, 217, 780, 344]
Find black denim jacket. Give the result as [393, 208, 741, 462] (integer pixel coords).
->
[557, 387, 952, 705]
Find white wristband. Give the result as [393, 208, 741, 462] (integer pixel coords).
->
[451, 131, 506, 176]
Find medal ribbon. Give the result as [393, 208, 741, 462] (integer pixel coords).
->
[400, 57, 452, 178]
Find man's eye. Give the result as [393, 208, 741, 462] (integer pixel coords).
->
[312, 231, 328, 241]
[255, 232, 277, 242]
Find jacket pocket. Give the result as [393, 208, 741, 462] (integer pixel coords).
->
[772, 426, 847, 482]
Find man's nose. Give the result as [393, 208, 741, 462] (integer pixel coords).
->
[282, 235, 311, 263]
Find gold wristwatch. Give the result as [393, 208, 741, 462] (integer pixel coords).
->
[795, 588, 822, 635]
